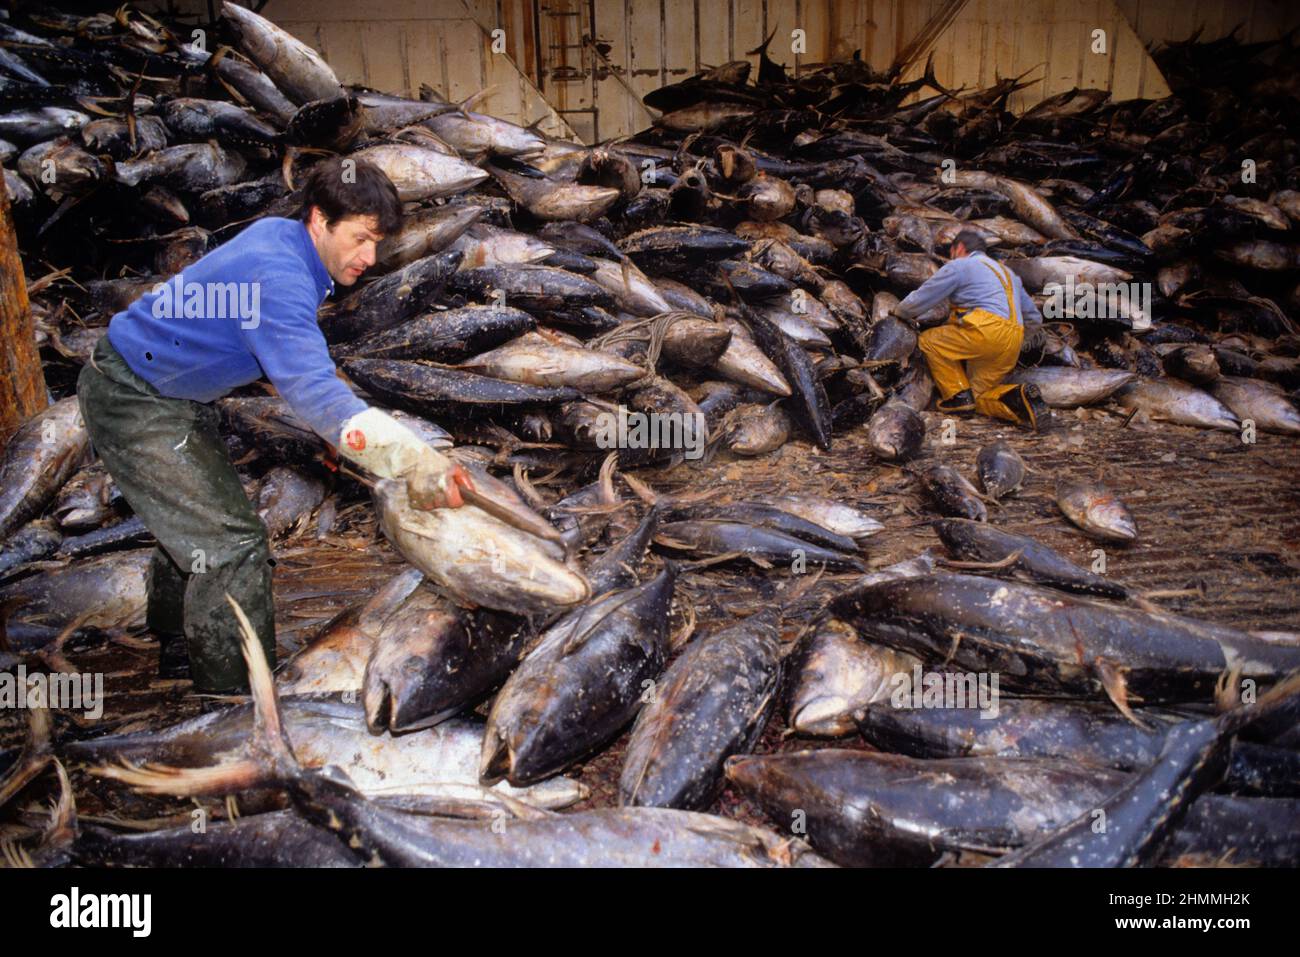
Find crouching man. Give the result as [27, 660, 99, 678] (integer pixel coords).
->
[893, 229, 1050, 429]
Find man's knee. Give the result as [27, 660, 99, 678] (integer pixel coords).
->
[189, 517, 270, 573]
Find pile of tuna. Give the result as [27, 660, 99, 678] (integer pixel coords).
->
[1, 4, 1299, 867]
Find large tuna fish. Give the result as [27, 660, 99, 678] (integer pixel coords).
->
[221, 1, 343, 104]
[76, 810, 360, 868]
[766, 495, 883, 540]
[0, 549, 148, 641]
[1207, 377, 1300, 435]
[331, 305, 535, 363]
[318, 250, 462, 343]
[711, 323, 793, 396]
[619, 610, 783, 810]
[347, 144, 489, 202]
[725, 749, 1125, 866]
[83, 696, 586, 810]
[480, 566, 677, 786]
[276, 568, 425, 696]
[459, 331, 646, 392]
[933, 519, 1128, 598]
[742, 308, 832, 450]
[865, 402, 924, 462]
[975, 440, 1026, 500]
[1114, 378, 1240, 430]
[1008, 367, 1136, 407]
[373, 479, 589, 617]
[362, 590, 530, 734]
[0, 397, 90, 542]
[342, 360, 581, 418]
[1056, 480, 1137, 542]
[856, 694, 1300, 799]
[830, 573, 1300, 706]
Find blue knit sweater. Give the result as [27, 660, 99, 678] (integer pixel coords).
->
[107, 217, 367, 442]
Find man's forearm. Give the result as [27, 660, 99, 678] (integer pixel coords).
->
[894, 266, 960, 321]
[895, 284, 945, 320]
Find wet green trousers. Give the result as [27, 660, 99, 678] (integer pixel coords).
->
[76, 335, 275, 692]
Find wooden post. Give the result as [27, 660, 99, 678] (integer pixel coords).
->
[0, 182, 45, 448]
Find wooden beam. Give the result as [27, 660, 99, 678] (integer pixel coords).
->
[894, 0, 970, 74]
[0, 184, 44, 447]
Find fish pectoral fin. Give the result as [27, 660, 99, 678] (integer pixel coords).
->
[1214, 663, 1245, 713]
[1094, 658, 1149, 729]
[943, 630, 964, 665]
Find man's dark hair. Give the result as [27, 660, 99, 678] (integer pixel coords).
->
[951, 229, 988, 254]
[298, 158, 403, 236]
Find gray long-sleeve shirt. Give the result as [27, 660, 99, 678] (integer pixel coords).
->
[893, 251, 1043, 326]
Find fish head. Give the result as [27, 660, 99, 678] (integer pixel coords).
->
[789, 695, 855, 736]
[362, 610, 462, 733]
[1085, 495, 1138, 541]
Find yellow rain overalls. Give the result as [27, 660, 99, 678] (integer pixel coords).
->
[917, 259, 1026, 423]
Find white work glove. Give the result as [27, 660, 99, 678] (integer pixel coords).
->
[338, 408, 474, 510]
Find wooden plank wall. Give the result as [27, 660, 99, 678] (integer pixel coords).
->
[1117, 0, 1300, 47]
[893, 0, 1172, 110]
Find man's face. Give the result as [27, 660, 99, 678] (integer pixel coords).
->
[307, 209, 383, 286]
[950, 242, 968, 260]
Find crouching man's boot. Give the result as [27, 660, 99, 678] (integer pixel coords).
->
[936, 389, 976, 415]
[1001, 383, 1052, 431]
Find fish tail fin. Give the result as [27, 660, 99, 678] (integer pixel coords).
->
[227, 592, 298, 772]
[0, 837, 33, 868]
[43, 760, 78, 850]
[746, 28, 778, 57]
[456, 86, 496, 114]
[1096, 658, 1150, 729]
[598, 450, 620, 505]
[1223, 666, 1300, 736]
[620, 470, 659, 505]
[919, 52, 950, 96]
[512, 463, 549, 510]
[91, 595, 299, 798]
[0, 679, 54, 811]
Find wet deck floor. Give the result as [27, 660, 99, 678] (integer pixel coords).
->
[4, 406, 1298, 847]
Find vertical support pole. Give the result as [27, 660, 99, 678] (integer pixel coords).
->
[0, 184, 45, 447]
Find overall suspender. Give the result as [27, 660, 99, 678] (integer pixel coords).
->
[978, 259, 1018, 324]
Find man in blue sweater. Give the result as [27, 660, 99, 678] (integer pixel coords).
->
[892, 229, 1050, 429]
[76, 159, 471, 693]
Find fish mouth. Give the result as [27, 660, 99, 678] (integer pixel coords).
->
[790, 697, 852, 736]
[722, 754, 758, 788]
[362, 680, 392, 734]
[478, 729, 512, 785]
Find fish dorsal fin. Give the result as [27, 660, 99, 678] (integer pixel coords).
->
[456, 86, 496, 115]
